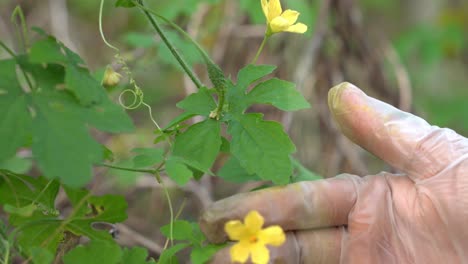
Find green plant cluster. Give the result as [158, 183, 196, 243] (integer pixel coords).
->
[0, 0, 320, 263]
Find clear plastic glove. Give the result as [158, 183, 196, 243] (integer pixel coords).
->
[200, 82, 468, 263]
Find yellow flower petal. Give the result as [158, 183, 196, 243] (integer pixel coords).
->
[244, 211, 264, 233]
[267, 0, 282, 22]
[250, 244, 270, 264]
[230, 241, 250, 263]
[285, 23, 308, 34]
[261, 0, 269, 20]
[280, 9, 300, 26]
[270, 16, 291, 33]
[259, 226, 286, 246]
[225, 220, 247, 241]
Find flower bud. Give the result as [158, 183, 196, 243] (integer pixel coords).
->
[102, 66, 122, 87]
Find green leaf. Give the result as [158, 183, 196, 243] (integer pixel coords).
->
[7, 210, 63, 255]
[63, 240, 122, 264]
[165, 157, 193, 185]
[65, 64, 103, 106]
[4, 203, 37, 217]
[0, 170, 62, 252]
[132, 148, 164, 168]
[226, 65, 276, 116]
[0, 170, 59, 213]
[172, 119, 221, 172]
[63, 187, 128, 240]
[228, 114, 295, 185]
[102, 145, 115, 162]
[162, 112, 196, 131]
[80, 96, 134, 133]
[18, 58, 66, 91]
[190, 244, 225, 264]
[0, 59, 32, 161]
[0, 95, 32, 161]
[157, 243, 189, 264]
[160, 220, 194, 241]
[291, 158, 322, 182]
[236, 64, 276, 91]
[217, 156, 261, 183]
[121, 247, 156, 264]
[0, 155, 33, 173]
[30, 247, 54, 264]
[245, 78, 310, 111]
[0, 59, 23, 95]
[115, 0, 136, 7]
[220, 137, 230, 153]
[176, 88, 217, 117]
[32, 94, 102, 187]
[29, 37, 67, 64]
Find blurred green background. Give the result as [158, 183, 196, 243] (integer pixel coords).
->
[0, 0, 466, 260]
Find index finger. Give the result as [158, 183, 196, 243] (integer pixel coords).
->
[200, 175, 359, 243]
[328, 82, 468, 180]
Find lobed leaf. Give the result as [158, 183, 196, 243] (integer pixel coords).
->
[176, 87, 217, 117]
[157, 243, 190, 264]
[245, 78, 310, 111]
[160, 220, 195, 241]
[0, 59, 32, 161]
[217, 156, 261, 183]
[235, 64, 276, 91]
[29, 37, 67, 64]
[0, 96, 32, 161]
[62, 240, 122, 264]
[132, 148, 164, 168]
[31, 94, 103, 187]
[172, 119, 221, 172]
[165, 157, 193, 185]
[65, 64, 104, 106]
[190, 244, 226, 264]
[228, 114, 295, 185]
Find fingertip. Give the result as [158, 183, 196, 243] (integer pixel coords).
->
[328, 82, 351, 112]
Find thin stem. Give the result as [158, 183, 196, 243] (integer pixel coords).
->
[212, 88, 225, 119]
[1, 239, 9, 264]
[137, 0, 203, 89]
[131, 1, 214, 66]
[11, 6, 29, 52]
[157, 172, 174, 249]
[99, 0, 119, 52]
[251, 35, 268, 64]
[97, 163, 156, 174]
[0, 41, 34, 91]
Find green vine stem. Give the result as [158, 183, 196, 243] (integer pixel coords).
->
[132, 1, 227, 118]
[251, 35, 269, 64]
[10, 6, 29, 52]
[136, 0, 203, 89]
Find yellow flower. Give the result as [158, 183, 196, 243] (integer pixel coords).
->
[261, 0, 307, 36]
[224, 210, 286, 264]
[102, 66, 122, 87]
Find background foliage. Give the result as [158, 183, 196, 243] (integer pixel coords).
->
[0, 0, 466, 263]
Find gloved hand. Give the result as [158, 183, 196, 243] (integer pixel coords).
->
[200, 82, 468, 263]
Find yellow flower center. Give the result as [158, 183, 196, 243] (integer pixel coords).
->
[249, 235, 259, 243]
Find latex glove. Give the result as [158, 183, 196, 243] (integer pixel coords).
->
[200, 82, 468, 263]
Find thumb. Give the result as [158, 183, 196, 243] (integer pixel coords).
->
[328, 82, 468, 180]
